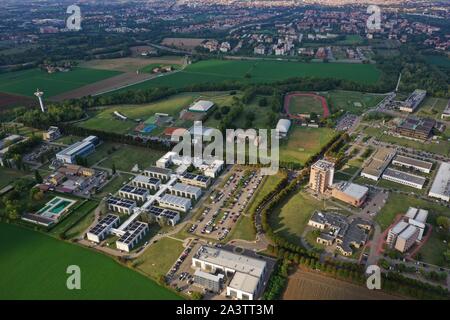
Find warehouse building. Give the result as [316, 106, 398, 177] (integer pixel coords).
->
[331, 182, 369, 207]
[143, 166, 172, 181]
[361, 147, 396, 181]
[428, 162, 450, 202]
[276, 119, 292, 138]
[193, 270, 224, 293]
[118, 185, 149, 202]
[158, 194, 192, 212]
[396, 117, 435, 141]
[116, 220, 149, 252]
[309, 159, 335, 194]
[400, 89, 427, 113]
[106, 196, 137, 214]
[131, 175, 161, 191]
[188, 100, 215, 113]
[395, 225, 420, 253]
[56, 136, 98, 164]
[180, 172, 211, 188]
[86, 214, 120, 243]
[382, 167, 426, 190]
[392, 155, 433, 174]
[169, 183, 202, 200]
[192, 246, 267, 300]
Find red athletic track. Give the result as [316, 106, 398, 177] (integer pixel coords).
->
[284, 92, 330, 119]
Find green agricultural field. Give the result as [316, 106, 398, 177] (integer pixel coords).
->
[375, 193, 450, 231]
[0, 223, 181, 299]
[280, 127, 337, 165]
[0, 68, 121, 98]
[135, 237, 185, 279]
[322, 90, 386, 115]
[111, 59, 382, 94]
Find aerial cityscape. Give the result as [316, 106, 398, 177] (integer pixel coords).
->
[0, 0, 449, 307]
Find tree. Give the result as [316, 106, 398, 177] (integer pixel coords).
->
[112, 162, 116, 175]
[258, 97, 268, 107]
[436, 216, 450, 230]
[34, 170, 43, 184]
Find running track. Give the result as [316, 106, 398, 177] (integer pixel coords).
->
[284, 92, 330, 119]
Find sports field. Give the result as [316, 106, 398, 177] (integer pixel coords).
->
[0, 223, 180, 299]
[112, 59, 382, 93]
[322, 90, 386, 115]
[0, 67, 122, 98]
[285, 92, 330, 118]
[280, 127, 337, 165]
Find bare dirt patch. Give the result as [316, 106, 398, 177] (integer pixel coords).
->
[0, 92, 36, 111]
[283, 269, 404, 300]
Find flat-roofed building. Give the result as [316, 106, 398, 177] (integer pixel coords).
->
[382, 167, 426, 190]
[86, 214, 120, 243]
[428, 162, 450, 202]
[143, 166, 172, 181]
[43, 126, 61, 141]
[441, 100, 450, 120]
[309, 159, 335, 194]
[106, 196, 137, 215]
[331, 182, 369, 207]
[361, 147, 396, 181]
[395, 225, 420, 253]
[180, 172, 211, 188]
[192, 246, 267, 300]
[147, 206, 180, 226]
[118, 184, 149, 202]
[387, 221, 409, 247]
[392, 155, 433, 174]
[396, 117, 435, 141]
[405, 207, 428, 240]
[158, 194, 191, 213]
[131, 175, 161, 191]
[169, 183, 202, 200]
[400, 89, 426, 113]
[56, 136, 98, 164]
[116, 221, 149, 252]
[193, 269, 224, 293]
[276, 119, 291, 138]
[188, 100, 215, 113]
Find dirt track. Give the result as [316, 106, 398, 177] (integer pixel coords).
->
[283, 269, 404, 300]
[284, 92, 330, 119]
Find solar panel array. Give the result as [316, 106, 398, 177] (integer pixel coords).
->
[120, 184, 148, 196]
[160, 194, 191, 207]
[107, 196, 136, 208]
[182, 173, 210, 183]
[148, 206, 179, 221]
[117, 221, 148, 245]
[88, 214, 119, 236]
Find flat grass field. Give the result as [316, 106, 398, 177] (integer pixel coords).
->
[280, 127, 337, 165]
[322, 90, 386, 115]
[0, 223, 180, 299]
[112, 59, 381, 93]
[0, 67, 122, 98]
[288, 95, 324, 115]
[416, 97, 449, 120]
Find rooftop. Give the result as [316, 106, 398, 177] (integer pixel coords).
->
[333, 182, 368, 200]
[398, 225, 419, 240]
[393, 155, 433, 171]
[159, 194, 191, 207]
[312, 159, 334, 171]
[429, 162, 450, 198]
[383, 168, 426, 186]
[188, 100, 215, 113]
[228, 272, 260, 295]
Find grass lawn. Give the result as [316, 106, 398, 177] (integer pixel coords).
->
[226, 214, 256, 242]
[0, 167, 27, 189]
[322, 90, 386, 115]
[375, 193, 450, 231]
[288, 95, 324, 115]
[98, 145, 165, 172]
[96, 173, 134, 198]
[111, 59, 382, 93]
[54, 135, 83, 145]
[0, 223, 180, 299]
[246, 172, 287, 214]
[280, 127, 337, 165]
[0, 67, 121, 98]
[135, 237, 185, 279]
[416, 97, 449, 120]
[418, 229, 449, 267]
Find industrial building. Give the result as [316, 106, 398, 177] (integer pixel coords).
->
[276, 119, 292, 138]
[361, 147, 396, 181]
[86, 214, 120, 243]
[143, 166, 172, 181]
[392, 155, 433, 174]
[116, 220, 149, 252]
[400, 89, 427, 113]
[188, 100, 215, 113]
[131, 175, 161, 191]
[106, 196, 137, 214]
[331, 182, 369, 207]
[180, 172, 211, 188]
[309, 159, 335, 194]
[428, 162, 450, 202]
[193, 269, 224, 293]
[396, 117, 435, 141]
[118, 185, 149, 202]
[158, 194, 192, 212]
[382, 168, 426, 190]
[192, 246, 267, 300]
[169, 183, 202, 200]
[56, 136, 99, 164]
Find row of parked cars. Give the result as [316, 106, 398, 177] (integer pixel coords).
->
[167, 244, 194, 281]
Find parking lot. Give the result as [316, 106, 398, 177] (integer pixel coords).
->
[188, 168, 263, 241]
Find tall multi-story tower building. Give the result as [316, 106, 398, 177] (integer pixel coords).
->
[309, 159, 335, 194]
